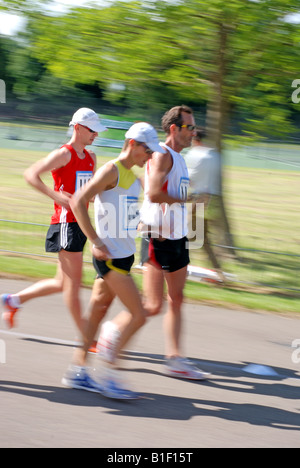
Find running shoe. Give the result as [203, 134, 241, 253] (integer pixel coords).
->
[1, 294, 19, 329]
[102, 378, 140, 400]
[97, 321, 120, 363]
[74, 340, 99, 354]
[88, 340, 99, 354]
[61, 366, 103, 393]
[101, 367, 140, 400]
[165, 357, 210, 381]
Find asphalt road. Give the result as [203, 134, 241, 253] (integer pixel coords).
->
[0, 278, 299, 449]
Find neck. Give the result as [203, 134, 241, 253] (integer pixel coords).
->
[68, 136, 86, 155]
[165, 135, 183, 153]
[118, 151, 133, 170]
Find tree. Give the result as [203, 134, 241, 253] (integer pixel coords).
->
[23, 0, 299, 142]
[22, 0, 299, 253]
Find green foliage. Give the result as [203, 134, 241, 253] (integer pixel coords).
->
[2, 0, 300, 141]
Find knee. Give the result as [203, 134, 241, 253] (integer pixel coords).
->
[145, 302, 162, 317]
[55, 279, 64, 293]
[168, 290, 184, 310]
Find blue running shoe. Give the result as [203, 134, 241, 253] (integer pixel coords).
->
[102, 378, 140, 400]
[62, 366, 103, 394]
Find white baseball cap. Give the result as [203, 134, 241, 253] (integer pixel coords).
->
[69, 108, 107, 132]
[125, 122, 166, 153]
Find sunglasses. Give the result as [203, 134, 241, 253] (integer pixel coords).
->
[80, 124, 97, 134]
[177, 124, 196, 131]
[138, 143, 153, 155]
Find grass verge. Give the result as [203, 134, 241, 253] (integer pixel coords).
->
[0, 254, 299, 315]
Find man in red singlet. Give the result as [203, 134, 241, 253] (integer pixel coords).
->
[1, 108, 106, 338]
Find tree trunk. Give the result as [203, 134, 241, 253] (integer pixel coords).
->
[205, 22, 239, 259]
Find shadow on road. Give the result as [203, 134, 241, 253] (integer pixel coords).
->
[0, 351, 299, 432]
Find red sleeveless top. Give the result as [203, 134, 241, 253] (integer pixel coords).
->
[50, 144, 95, 224]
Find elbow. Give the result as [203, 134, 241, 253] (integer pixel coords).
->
[148, 191, 161, 204]
[69, 196, 78, 214]
[24, 168, 34, 186]
[69, 193, 84, 217]
[148, 194, 157, 203]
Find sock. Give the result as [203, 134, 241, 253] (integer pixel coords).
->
[9, 295, 21, 308]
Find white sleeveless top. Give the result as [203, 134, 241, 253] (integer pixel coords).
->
[94, 159, 141, 258]
[140, 143, 189, 240]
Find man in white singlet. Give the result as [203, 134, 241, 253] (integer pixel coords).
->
[139, 105, 210, 380]
[101, 106, 210, 381]
[62, 122, 166, 399]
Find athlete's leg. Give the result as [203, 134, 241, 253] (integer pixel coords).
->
[11, 262, 64, 306]
[100, 261, 165, 352]
[163, 265, 188, 358]
[74, 277, 115, 367]
[95, 260, 164, 365]
[59, 249, 85, 335]
[142, 261, 165, 317]
[103, 270, 146, 362]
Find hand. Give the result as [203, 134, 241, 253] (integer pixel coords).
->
[92, 244, 110, 261]
[55, 191, 72, 211]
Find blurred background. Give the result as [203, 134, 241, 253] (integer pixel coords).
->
[0, 0, 300, 312]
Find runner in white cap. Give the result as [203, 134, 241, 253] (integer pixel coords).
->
[1, 108, 106, 340]
[62, 122, 165, 399]
[98, 106, 210, 381]
[69, 108, 107, 133]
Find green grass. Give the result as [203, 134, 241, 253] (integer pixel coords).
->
[1, 253, 299, 314]
[0, 131, 300, 315]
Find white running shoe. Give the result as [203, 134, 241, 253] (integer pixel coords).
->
[61, 365, 103, 393]
[101, 368, 140, 400]
[102, 378, 140, 400]
[165, 357, 210, 381]
[97, 321, 120, 363]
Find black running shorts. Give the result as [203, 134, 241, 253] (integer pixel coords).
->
[141, 235, 190, 273]
[93, 255, 135, 279]
[45, 222, 87, 253]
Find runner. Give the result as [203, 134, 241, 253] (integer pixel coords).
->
[1, 108, 105, 337]
[62, 122, 166, 399]
[99, 106, 210, 381]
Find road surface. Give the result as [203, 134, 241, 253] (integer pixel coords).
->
[0, 278, 299, 448]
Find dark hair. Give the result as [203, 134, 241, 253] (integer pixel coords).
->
[193, 127, 207, 141]
[161, 105, 194, 134]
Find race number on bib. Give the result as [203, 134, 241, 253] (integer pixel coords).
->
[75, 171, 93, 192]
[121, 196, 140, 231]
[179, 177, 189, 201]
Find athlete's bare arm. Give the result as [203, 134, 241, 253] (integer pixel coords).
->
[24, 146, 73, 211]
[147, 151, 183, 205]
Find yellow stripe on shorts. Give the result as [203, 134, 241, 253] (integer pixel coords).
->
[105, 260, 129, 276]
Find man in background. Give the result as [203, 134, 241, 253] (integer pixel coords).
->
[185, 127, 225, 282]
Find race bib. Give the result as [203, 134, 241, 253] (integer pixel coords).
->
[75, 171, 93, 192]
[179, 177, 189, 201]
[121, 196, 140, 231]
